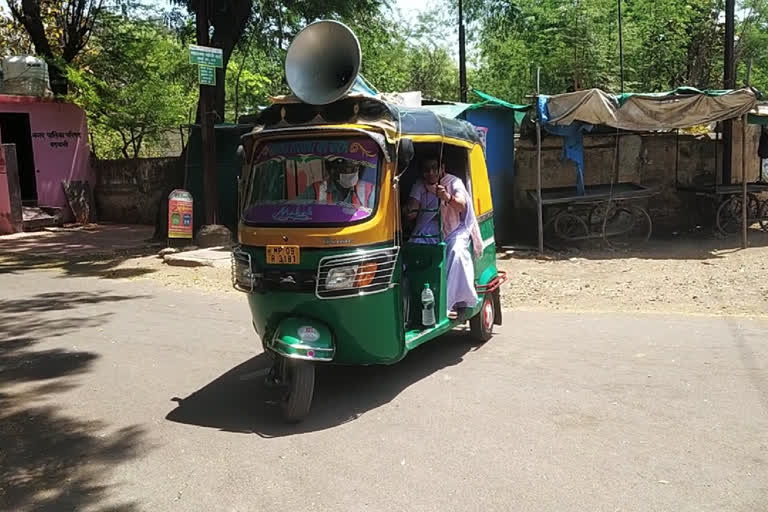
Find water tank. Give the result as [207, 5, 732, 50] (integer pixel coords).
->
[2, 55, 50, 96]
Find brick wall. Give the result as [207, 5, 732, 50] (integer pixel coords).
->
[93, 157, 183, 225]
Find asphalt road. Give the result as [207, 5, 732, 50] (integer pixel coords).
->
[1, 269, 766, 512]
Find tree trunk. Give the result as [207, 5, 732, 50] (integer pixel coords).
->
[47, 62, 69, 95]
[190, 2, 251, 124]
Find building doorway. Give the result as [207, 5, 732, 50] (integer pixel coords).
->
[0, 113, 37, 203]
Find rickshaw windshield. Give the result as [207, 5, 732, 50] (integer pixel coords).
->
[243, 136, 381, 226]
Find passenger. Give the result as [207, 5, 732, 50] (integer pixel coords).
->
[406, 154, 482, 317]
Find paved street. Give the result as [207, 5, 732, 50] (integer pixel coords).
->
[1, 268, 767, 512]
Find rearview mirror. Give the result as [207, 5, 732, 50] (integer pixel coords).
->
[397, 138, 414, 173]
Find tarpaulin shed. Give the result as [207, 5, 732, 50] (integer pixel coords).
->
[539, 87, 758, 131]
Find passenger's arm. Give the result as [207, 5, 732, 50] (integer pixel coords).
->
[406, 197, 420, 221]
[437, 182, 467, 214]
[406, 182, 424, 221]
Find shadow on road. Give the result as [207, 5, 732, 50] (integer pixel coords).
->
[166, 331, 477, 437]
[0, 290, 148, 511]
[0, 224, 161, 280]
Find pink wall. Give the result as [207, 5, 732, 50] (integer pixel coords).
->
[0, 145, 12, 233]
[0, 96, 92, 213]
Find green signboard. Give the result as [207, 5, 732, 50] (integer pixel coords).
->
[189, 44, 223, 68]
[199, 65, 216, 86]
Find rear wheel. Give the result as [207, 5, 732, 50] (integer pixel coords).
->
[280, 359, 315, 423]
[470, 293, 495, 343]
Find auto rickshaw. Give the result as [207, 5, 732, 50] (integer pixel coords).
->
[231, 20, 506, 421]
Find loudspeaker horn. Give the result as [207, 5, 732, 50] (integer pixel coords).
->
[285, 20, 362, 105]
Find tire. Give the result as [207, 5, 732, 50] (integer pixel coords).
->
[281, 359, 315, 423]
[553, 211, 589, 241]
[717, 196, 742, 235]
[760, 200, 768, 232]
[470, 293, 495, 343]
[604, 206, 652, 248]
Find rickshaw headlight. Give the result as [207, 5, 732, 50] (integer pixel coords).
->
[326, 265, 358, 289]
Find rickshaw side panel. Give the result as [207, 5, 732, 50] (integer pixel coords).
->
[469, 146, 494, 220]
[402, 242, 448, 329]
[468, 144, 500, 290]
[475, 215, 499, 285]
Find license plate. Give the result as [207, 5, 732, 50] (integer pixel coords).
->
[266, 245, 300, 265]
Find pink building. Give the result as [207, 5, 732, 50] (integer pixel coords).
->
[0, 95, 92, 234]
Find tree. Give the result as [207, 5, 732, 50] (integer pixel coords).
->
[171, 0, 384, 123]
[466, 0, 767, 101]
[67, 10, 197, 158]
[0, 5, 34, 55]
[344, 6, 461, 100]
[7, 0, 104, 95]
[226, 45, 282, 122]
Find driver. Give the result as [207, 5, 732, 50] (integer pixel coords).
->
[299, 156, 375, 209]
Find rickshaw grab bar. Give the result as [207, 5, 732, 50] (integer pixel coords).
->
[475, 271, 507, 294]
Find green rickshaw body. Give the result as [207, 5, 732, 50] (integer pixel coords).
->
[241, 245, 408, 366]
[233, 97, 504, 371]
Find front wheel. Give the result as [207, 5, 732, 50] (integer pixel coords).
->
[470, 293, 495, 343]
[281, 359, 315, 423]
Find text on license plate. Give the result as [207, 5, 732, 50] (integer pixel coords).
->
[266, 245, 300, 264]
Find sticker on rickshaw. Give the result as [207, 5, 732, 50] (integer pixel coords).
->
[297, 326, 320, 342]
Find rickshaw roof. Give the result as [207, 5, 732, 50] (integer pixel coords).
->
[249, 95, 482, 145]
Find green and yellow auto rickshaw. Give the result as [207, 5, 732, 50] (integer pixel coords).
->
[231, 20, 506, 421]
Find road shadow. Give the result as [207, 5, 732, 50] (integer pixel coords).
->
[166, 331, 477, 437]
[0, 290, 148, 511]
[0, 224, 161, 280]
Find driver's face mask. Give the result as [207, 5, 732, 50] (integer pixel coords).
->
[338, 170, 359, 188]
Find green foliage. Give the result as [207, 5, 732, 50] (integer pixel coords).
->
[470, 0, 766, 103]
[67, 10, 197, 158]
[346, 6, 461, 100]
[6, 0, 768, 163]
[226, 46, 282, 121]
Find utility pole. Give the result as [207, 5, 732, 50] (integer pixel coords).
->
[458, 0, 467, 102]
[196, 0, 217, 226]
[617, 0, 624, 94]
[723, 0, 736, 185]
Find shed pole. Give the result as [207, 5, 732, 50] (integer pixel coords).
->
[742, 114, 748, 249]
[741, 60, 753, 250]
[723, 0, 736, 185]
[536, 67, 544, 254]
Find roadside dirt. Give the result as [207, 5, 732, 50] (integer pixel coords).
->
[120, 230, 768, 318]
[106, 254, 235, 294]
[5, 224, 767, 317]
[497, 230, 768, 317]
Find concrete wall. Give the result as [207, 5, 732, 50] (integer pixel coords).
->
[511, 128, 762, 240]
[94, 157, 182, 225]
[0, 96, 92, 213]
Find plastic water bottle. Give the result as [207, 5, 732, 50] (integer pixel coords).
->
[421, 283, 436, 327]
